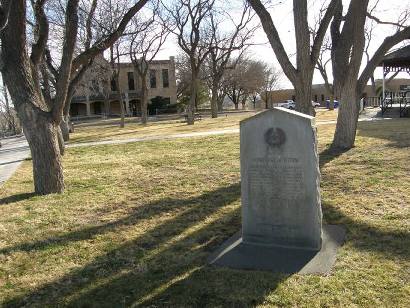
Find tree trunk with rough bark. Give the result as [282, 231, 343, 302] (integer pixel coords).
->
[0, 0, 66, 194]
[241, 97, 246, 110]
[57, 125, 65, 156]
[294, 80, 315, 115]
[141, 75, 148, 125]
[232, 93, 239, 110]
[20, 105, 65, 194]
[104, 98, 110, 118]
[210, 81, 219, 118]
[60, 115, 70, 141]
[116, 73, 125, 128]
[187, 76, 197, 125]
[119, 94, 125, 128]
[329, 93, 335, 111]
[332, 85, 359, 149]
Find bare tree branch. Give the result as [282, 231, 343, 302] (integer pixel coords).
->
[0, 1, 11, 30]
[52, 0, 80, 123]
[72, 0, 149, 70]
[358, 26, 410, 93]
[31, 0, 49, 65]
[366, 12, 408, 29]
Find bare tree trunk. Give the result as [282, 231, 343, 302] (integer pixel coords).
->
[119, 95, 125, 128]
[141, 76, 148, 125]
[370, 75, 376, 96]
[2, 80, 17, 134]
[187, 76, 198, 125]
[217, 95, 224, 112]
[21, 107, 65, 194]
[116, 74, 125, 128]
[232, 94, 239, 110]
[329, 93, 335, 111]
[57, 125, 65, 156]
[295, 80, 315, 116]
[104, 98, 110, 118]
[211, 82, 219, 118]
[332, 85, 359, 149]
[60, 93, 73, 142]
[241, 97, 246, 110]
[60, 115, 70, 141]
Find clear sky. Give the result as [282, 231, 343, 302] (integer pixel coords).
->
[156, 0, 410, 89]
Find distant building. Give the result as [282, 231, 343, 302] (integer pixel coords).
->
[70, 57, 177, 118]
[263, 78, 410, 107]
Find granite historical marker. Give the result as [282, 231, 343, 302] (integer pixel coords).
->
[209, 107, 345, 274]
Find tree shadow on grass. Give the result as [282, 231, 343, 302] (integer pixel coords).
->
[3, 182, 284, 307]
[319, 146, 350, 170]
[319, 145, 409, 261]
[0, 184, 229, 256]
[0, 192, 36, 206]
[356, 120, 410, 148]
[322, 200, 410, 261]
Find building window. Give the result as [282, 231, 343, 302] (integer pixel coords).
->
[314, 94, 318, 102]
[111, 78, 117, 91]
[321, 94, 325, 101]
[292, 95, 295, 101]
[128, 72, 135, 90]
[149, 69, 157, 88]
[162, 69, 169, 88]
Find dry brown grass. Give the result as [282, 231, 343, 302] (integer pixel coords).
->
[0, 117, 409, 307]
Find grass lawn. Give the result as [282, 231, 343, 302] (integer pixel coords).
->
[70, 109, 337, 144]
[0, 117, 409, 307]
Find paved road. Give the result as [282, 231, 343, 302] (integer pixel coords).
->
[0, 136, 30, 186]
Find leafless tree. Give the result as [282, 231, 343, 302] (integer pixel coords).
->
[223, 56, 266, 110]
[163, 0, 215, 125]
[330, 0, 410, 149]
[206, 1, 256, 117]
[0, 81, 21, 135]
[76, 55, 113, 118]
[129, 3, 170, 125]
[0, 0, 148, 195]
[223, 57, 248, 110]
[175, 52, 193, 102]
[315, 37, 335, 110]
[262, 65, 281, 109]
[248, 0, 339, 115]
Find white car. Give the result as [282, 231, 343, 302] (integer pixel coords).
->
[278, 100, 296, 110]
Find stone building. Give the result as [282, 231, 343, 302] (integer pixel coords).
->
[70, 56, 177, 118]
[264, 78, 410, 107]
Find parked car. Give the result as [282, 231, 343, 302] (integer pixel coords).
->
[325, 99, 339, 109]
[278, 100, 296, 110]
[311, 101, 321, 108]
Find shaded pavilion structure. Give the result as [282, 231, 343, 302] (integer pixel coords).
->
[379, 45, 410, 117]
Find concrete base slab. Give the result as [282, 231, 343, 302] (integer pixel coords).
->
[208, 225, 345, 274]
